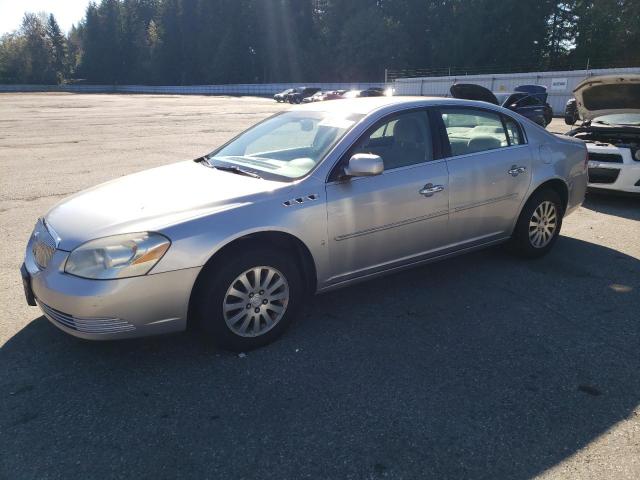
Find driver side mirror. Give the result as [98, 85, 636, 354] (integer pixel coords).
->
[343, 153, 384, 178]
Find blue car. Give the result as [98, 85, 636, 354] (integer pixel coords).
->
[450, 83, 553, 128]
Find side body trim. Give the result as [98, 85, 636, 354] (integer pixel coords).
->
[334, 210, 449, 241]
[453, 192, 520, 213]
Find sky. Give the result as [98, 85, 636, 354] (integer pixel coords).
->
[0, 0, 92, 35]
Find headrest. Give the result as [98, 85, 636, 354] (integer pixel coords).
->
[394, 118, 422, 144]
[467, 136, 501, 153]
[470, 125, 504, 135]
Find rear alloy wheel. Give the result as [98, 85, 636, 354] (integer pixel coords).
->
[194, 248, 302, 351]
[528, 201, 558, 249]
[510, 189, 563, 258]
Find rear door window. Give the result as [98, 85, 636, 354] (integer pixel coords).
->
[440, 108, 509, 156]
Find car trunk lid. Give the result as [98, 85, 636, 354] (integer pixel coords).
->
[449, 83, 499, 105]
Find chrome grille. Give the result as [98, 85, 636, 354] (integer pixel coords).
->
[31, 221, 56, 270]
[38, 301, 136, 334]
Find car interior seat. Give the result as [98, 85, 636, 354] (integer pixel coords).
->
[387, 118, 426, 168]
[467, 135, 502, 153]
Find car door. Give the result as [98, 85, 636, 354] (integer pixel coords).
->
[437, 107, 532, 247]
[325, 109, 449, 285]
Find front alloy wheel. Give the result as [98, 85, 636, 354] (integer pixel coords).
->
[223, 266, 289, 338]
[194, 247, 302, 351]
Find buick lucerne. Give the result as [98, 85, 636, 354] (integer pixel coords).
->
[22, 97, 588, 350]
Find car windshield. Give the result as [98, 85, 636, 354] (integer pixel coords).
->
[592, 113, 640, 126]
[208, 111, 363, 181]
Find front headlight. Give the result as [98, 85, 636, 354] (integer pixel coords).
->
[65, 232, 170, 280]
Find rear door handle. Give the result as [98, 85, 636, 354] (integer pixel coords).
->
[419, 183, 445, 197]
[508, 165, 527, 177]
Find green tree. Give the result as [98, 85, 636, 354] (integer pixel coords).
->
[1, 0, 638, 86]
[572, 0, 640, 68]
[47, 14, 69, 82]
[0, 33, 28, 83]
[21, 13, 57, 84]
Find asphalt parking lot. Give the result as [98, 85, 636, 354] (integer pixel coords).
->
[1, 94, 639, 480]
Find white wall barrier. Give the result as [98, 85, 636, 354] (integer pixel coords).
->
[393, 67, 640, 114]
[0, 82, 385, 96]
[2, 67, 639, 115]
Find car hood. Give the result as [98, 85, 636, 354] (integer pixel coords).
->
[573, 75, 640, 121]
[449, 83, 499, 105]
[46, 160, 289, 251]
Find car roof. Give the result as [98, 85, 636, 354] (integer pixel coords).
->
[290, 96, 507, 116]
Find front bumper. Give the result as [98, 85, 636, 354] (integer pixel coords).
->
[23, 247, 200, 340]
[587, 145, 640, 194]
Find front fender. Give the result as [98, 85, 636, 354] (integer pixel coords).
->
[151, 186, 330, 281]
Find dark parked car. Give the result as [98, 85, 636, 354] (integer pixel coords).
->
[274, 88, 297, 103]
[287, 87, 321, 104]
[564, 98, 580, 125]
[358, 87, 386, 97]
[323, 90, 347, 100]
[450, 83, 554, 127]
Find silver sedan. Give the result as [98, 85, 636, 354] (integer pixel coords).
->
[22, 97, 588, 350]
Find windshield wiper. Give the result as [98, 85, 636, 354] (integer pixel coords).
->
[212, 164, 262, 179]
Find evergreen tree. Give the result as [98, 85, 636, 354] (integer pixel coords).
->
[0, 33, 27, 83]
[47, 14, 68, 82]
[1, 0, 638, 85]
[20, 13, 57, 84]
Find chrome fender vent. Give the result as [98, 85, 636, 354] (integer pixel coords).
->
[283, 194, 319, 207]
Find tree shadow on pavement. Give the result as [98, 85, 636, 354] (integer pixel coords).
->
[1, 236, 639, 479]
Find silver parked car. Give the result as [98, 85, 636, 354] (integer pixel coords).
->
[22, 97, 588, 350]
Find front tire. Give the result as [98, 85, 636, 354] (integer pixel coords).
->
[510, 189, 563, 258]
[193, 248, 303, 351]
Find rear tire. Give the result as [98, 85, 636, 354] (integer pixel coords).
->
[193, 247, 303, 351]
[510, 189, 563, 258]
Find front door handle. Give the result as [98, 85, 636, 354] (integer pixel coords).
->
[419, 183, 445, 197]
[508, 165, 527, 177]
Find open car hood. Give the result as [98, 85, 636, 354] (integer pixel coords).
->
[573, 75, 640, 121]
[450, 83, 499, 105]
